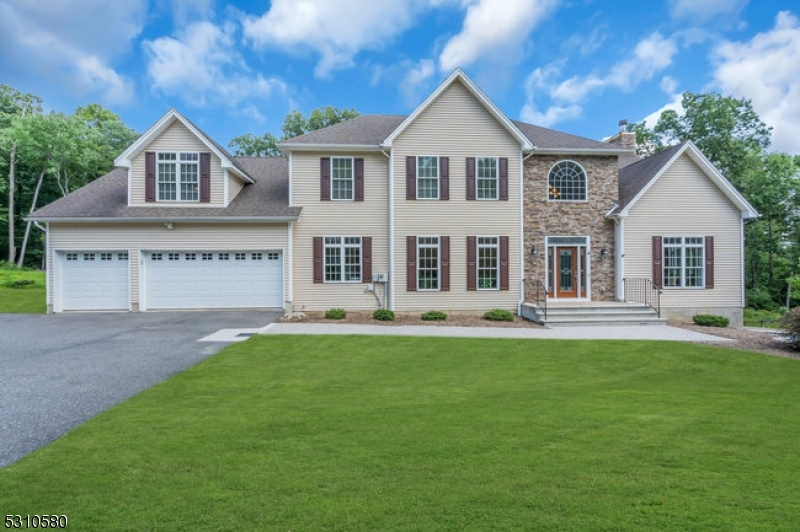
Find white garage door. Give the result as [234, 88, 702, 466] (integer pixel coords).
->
[57, 251, 129, 311]
[143, 251, 283, 310]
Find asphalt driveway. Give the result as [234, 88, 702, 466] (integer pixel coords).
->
[0, 311, 280, 467]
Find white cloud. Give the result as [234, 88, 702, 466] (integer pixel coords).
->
[400, 59, 436, 105]
[143, 21, 286, 107]
[439, 0, 559, 71]
[521, 33, 678, 126]
[711, 11, 800, 153]
[660, 76, 679, 95]
[242, 0, 428, 78]
[167, 0, 215, 24]
[670, 0, 748, 21]
[0, 0, 144, 104]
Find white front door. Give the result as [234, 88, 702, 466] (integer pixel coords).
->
[142, 250, 283, 310]
[57, 251, 129, 311]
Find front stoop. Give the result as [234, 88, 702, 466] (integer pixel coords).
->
[521, 301, 666, 327]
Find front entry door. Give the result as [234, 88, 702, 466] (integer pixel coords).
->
[548, 244, 587, 299]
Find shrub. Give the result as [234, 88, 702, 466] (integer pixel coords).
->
[779, 307, 800, 351]
[693, 314, 729, 327]
[325, 308, 347, 320]
[373, 309, 395, 321]
[421, 310, 447, 321]
[3, 279, 36, 289]
[746, 287, 780, 311]
[483, 309, 514, 322]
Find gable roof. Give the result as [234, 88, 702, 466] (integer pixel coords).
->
[511, 121, 628, 154]
[279, 115, 406, 150]
[382, 69, 534, 151]
[29, 157, 300, 222]
[617, 140, 758, 219]
[114, 109, 255, 183]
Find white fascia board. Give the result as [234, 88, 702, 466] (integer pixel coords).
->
[277, 143, 382, 152]
[114, 109, 255, 184]
[533, 147, 633, 156]
[30, 216, 300, 223]
[381, 69, 533, 151]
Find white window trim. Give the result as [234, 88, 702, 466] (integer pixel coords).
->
[323, 236, 362, 283]
[416, 156, 440, 200]
[476, 156, 499, 201]
[330, 156, 355, 201]
[157, 151, 200, 203]
[546, 159, 588, 203]
[417, 236, 440, 291]
[476, 236, 500, 290]
[662, 236, 705, 289]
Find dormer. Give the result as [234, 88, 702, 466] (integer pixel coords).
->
[114, 109, 254, 207]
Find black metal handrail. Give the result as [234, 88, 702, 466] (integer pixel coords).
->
[533, 279, 548, 320]
[622, 278, 661, 318]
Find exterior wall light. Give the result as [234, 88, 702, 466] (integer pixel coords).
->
[165, 222, 174, 230]
[600, 247, 609, 260]
[530, 246, 538, 259]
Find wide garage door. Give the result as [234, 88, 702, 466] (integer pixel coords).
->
[143, 250, 283, 310]
[57, 251, 129, 311]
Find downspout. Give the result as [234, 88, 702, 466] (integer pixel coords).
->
[287, 221, 294, 315]
[518, 149, 536, 316]
[615, 216, 625, 301]
[380, 146, 394, 311]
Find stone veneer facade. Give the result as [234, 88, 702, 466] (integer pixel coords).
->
[523, 155, 619, 302]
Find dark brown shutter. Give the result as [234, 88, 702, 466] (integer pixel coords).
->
[406, 156, 416, 200]
[320, 157, 331, 201]
[467, 236, 477, 290]
[406, 236, 417, 291]
[354, 158, 364, 201]
[313, 237, 323, 284]
[440, 236, 450, 291]
[705, 236, 714, 288]
[466, 157, 476, 200]
[145, 151, 156, 202]
[199, 152, 211, 203]
[439, 157, 449, 200]
[362, 236, 372, 283]
[652, 236, 663, 288]
[499, 157, 509, 201]
[500, 236, 509, 290]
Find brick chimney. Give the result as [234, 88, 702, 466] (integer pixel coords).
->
[606, 119, 636, 150]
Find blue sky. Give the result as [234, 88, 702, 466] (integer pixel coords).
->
[2, 0, 799, 153]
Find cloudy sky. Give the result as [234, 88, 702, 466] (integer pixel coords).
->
[2, 0, 798, 153]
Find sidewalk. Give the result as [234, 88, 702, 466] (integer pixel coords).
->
[261, 323, 734, 343]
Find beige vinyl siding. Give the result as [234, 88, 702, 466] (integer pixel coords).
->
[624, 153, 743, 310]
[48, 222, 289, 308]
[228, 175, 245, 205]
[291, 151, 389, 311]
[392, 79, 522, 312]
[130, 122, 225, 206]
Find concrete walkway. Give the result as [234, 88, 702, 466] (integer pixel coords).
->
[261, 323, 734, 343]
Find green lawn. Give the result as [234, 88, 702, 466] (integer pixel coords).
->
[0, 263, 46, 313]
[743, 307, 785, 328]
[3, 335, 800, 531]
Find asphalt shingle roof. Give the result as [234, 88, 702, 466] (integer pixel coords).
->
[29, 157, 301, 220]
[617, 142, 687, 210]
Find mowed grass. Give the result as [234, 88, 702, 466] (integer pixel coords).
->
[0, 263, 46, 313]
[3, 335, 800, 531]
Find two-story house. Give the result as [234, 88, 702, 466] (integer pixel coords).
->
[29, 70, 757, 325]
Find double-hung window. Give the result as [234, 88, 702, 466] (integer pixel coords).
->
[477, 157, 498, 199]
[663, 237, 704, 287]
[417, 237, 440, 290]
[324, 237, 362, 282]
[158, 152, 199, 201]
[331, 157, 354, 200]
[417, 156, 439, 199]
[477, 237, 499, 289]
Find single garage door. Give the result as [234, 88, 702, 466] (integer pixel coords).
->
[143, 250, 283, 310]
[57, 251, 130, 311]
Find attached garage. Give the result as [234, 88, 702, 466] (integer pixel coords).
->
[141, 250, 283, 310]
[55, 251, 130, 311]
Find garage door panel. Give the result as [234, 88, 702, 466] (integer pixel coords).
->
[144, 250, 283, 309]
[58, 251, 129, 311]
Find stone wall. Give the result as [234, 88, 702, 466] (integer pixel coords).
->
[523, 155, 618, 302]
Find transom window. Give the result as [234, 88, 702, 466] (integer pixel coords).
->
[548, 160, 587, 201]
[325, 237, 362, 282]
[477, 237, 499, 290]
[664, 237, 704, 288]
[331, 157, 354, 200]
[66, 253, 78, 261]
[417, 237, 440, 290]
[417, 156, 439, 199]
[118, 252, 128, 261]
[477, 157, 498, 200]
[84, 253, 95, 261]
[158, 152, 199, 202]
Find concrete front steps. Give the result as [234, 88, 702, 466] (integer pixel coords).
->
[520, 301, 666, 327]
